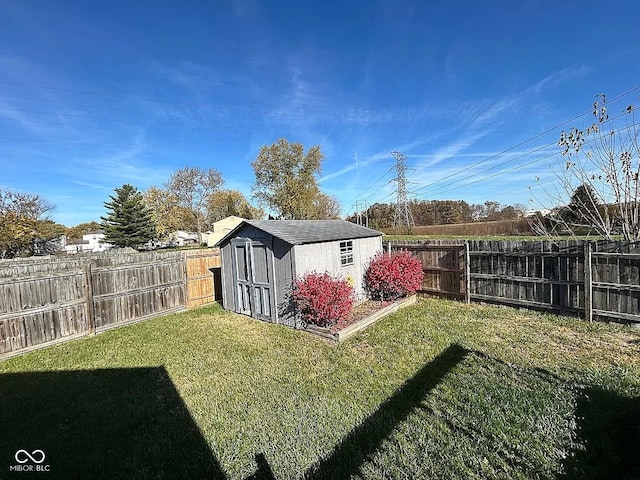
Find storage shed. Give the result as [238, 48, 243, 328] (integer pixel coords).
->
[215, 220, 383, 327]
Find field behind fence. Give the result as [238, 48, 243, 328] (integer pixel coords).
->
[387, 239, 640, 326]
[0, 249, 221, 359]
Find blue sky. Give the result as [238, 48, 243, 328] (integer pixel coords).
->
[1, 0, 639, 226]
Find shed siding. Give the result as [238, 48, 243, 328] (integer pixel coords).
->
[272, 237, 296, 327]
[292, 236, 382, 299]
[220, 242, 235, 311]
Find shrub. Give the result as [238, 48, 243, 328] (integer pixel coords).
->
[364, 251, 424, 300]
[292, 272, 355, 328]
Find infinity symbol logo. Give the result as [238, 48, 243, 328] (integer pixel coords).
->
[14, 449, 46, 464]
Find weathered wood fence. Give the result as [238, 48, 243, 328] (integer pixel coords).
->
[0, 249, 221, 359]
[387, 240, 640, 326]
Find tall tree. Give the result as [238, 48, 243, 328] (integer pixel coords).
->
[165, 167, 223, 235]
[0, 187, 57, 258]
[206, 189, 264, 223]
[251, 138, 325, 219]
[101, 184, 156, 248]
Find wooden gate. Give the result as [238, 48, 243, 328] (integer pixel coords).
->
[230, 239, 275, 321]
[185, 250, 222, 308]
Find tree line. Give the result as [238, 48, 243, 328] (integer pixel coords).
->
[1, 138, 341, 256]
[346, 200, 526, 230]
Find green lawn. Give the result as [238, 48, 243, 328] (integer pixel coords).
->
[1, 299, 639, 479]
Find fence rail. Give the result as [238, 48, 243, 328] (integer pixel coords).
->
[0, 249, 221, 359]
[388, 240, 640, 326]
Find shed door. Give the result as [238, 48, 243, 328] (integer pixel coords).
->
[231, 238, 275, 322]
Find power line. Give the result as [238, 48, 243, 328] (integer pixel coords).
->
[410, 85, 640, 195]
[412, 103, 640, 198]
[418, 119, 640, 198]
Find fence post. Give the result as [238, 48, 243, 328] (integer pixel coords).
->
[84, 262, 96, 334]
[182, 252, 189, 309]
[464, 241, 471, 304]
[584, 242, 593, 322]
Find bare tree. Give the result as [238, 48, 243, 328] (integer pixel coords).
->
[530, 94, 640, 241]
[165, 167, 223, 236]
[312, 192, 341, 220]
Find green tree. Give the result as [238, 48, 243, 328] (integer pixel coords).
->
[101, 184, 156, 248]
[251, 138, 325, 219]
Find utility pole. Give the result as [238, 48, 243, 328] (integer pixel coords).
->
[391, 151, 414, 228]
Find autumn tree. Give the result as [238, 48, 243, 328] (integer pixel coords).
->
[101, 184, 155, 248]
[0, 187, 58, 258]
[252, 138, 329, 219]
[311, 192, 341, 220]
[165, 167, 223, 235]
[143, 186, 196, 238]
[206, 190, 263, 223]
[65, 221, 103, 241]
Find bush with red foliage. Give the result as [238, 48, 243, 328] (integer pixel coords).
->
[364, 251, 424, 300]
[292, 272, 355, 328]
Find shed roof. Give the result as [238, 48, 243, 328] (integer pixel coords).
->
[216, 220, 382, 246]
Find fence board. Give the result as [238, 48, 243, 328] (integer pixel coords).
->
[386, 240, 465, 299]
[185, 249, 222, 308]
[0, 248, 221, 359]
[389, 239, 639, 326]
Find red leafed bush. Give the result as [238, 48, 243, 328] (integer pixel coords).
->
[364, 251, 424, 300]
[292, 272, 355, 328]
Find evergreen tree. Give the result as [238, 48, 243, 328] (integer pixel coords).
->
[101, 184, 156, 248]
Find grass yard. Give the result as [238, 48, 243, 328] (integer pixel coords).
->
[1, 299, 639, 479]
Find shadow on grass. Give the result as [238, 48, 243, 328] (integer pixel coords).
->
[0, 367, 225, 480]
[561, 387, 640, 480]
[3, 346, 636, 479]
[302, 343, 468, 479]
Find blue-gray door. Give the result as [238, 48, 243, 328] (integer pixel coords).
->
[231, 238, 275, 322]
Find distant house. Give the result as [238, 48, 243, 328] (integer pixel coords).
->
[215, 220, 383, 327]
[64, 231, 112, 254]
[172, 230, 200, 247]
[204, 216, 245, 247]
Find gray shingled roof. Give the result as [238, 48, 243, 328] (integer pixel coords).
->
[217, 220, 382, 246]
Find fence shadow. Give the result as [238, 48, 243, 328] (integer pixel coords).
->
[560, 387, 640, 480]
[0, 367, 226, 479]
[302, 343, 468, 479]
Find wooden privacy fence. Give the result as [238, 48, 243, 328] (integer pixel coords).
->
[387, 240, 640, 326]
[0, 249, 221, 359]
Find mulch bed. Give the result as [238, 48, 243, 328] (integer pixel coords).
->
[330, 299, 393, 334]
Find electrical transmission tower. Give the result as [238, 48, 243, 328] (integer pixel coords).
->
[391, 151, 414, 228]
[351, 200, 369, 227]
